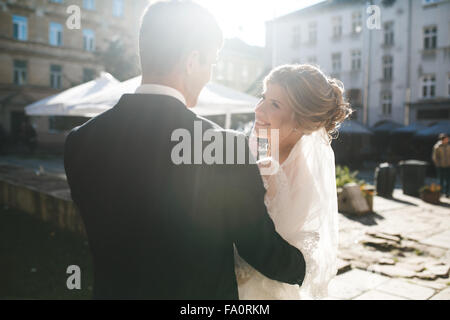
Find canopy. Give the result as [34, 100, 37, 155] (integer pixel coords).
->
[392, 123, 428, 134]
[415, 121, 450, 137]
[338, 120, 373, 135]
[25, 76, 258, 128]
[191, 82, 257, 116]
[66, 76, 142, 117]
[372, 121, 403, 133]
[25, 72, 119, 116]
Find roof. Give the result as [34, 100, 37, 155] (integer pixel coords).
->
[270, 0, 363, 23]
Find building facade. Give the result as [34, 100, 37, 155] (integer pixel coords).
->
[0, 0, 148, 143]
[212, 38, 265, 93]
[265, 0, 450, 127]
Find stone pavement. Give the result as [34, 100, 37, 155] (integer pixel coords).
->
[326, 189, 450, 300]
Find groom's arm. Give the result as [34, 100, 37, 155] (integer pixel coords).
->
[225, 137, 306, 286]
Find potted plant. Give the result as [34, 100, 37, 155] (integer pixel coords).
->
[360, 184, 375, 212]
[336, 166, 373, 213]
[419, 183, 441, 204]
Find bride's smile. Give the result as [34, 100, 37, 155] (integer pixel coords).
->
[254, 83, 303, 164]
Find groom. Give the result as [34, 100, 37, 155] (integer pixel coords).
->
[64, 0, 305, 300]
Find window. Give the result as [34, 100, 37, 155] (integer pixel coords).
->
[242, 65, 249, 82]
[352, 11, 362, 34]
[308, 56, 317, 65]
[351, 50, 361, 71]
[332, 16, 342, 38]
[423, 26, 437, 50]
[421, 75, 436, 98]
[49, 22, 63, 46]
[50, 65, 62, 89]
[382, 55, 393, 81]
[83, 29, 95, 52]
[347, 89, 362, 107]
[381, 92, 392, 116]
[50, 0, 63, 3]
[83, 68, 96, 82]
[113, 0, 124, 17]
[308, 22, 317, 44]
[214, 61, 225, 81]
[227, 62, 234, 81]
[291, 25, 301, 49]
[384, 22, 394, 46]
[423, 0, 444, 5]
[417, 109, 449, 120]
[332, 53, 341, 73]
[13, 15, 28, 41]
[83, 0, 95, 10]
[13, 60, 27, 86]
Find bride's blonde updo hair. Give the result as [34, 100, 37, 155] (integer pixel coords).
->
[264, 64, 353, 140]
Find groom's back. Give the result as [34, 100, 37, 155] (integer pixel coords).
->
[64, 94, 242, 299]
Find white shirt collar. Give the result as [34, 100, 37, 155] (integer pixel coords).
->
[135, 84, 186, 106]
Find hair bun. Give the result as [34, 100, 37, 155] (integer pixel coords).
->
[325, 77, 353, 138]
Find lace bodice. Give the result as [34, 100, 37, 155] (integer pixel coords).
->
[235, 128, 339, 300]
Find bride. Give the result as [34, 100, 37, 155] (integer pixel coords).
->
[235, 64, 353, 300]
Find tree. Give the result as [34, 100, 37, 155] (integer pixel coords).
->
[97, 38, 141, 81]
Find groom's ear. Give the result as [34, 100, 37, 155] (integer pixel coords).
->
[185, 51, 201, 76]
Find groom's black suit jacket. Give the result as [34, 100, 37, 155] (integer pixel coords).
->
[64, 94, 306, 300]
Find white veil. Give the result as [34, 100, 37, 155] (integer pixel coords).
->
[250, 127, 339, 299]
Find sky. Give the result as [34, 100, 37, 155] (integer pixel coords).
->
[194, 0, 324, 47]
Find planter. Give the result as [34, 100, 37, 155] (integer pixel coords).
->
[420, 191, 440, 204]
[337, 183, 371, 216]
[361, 185, 375, 212]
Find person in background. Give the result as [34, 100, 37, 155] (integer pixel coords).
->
[432, 133, 450, 197]
[19, 120, 37, 154]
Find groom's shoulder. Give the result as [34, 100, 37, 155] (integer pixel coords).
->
[194, 114, 248, 140]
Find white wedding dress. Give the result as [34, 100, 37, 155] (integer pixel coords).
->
[234, 128, 339, 300]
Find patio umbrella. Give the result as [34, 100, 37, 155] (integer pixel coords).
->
[25, 72, 119, 116]
[372, 121, 404, 133]
[415, 121, 450, 138]
[393, 123, 428, 134]
[338, 120, 373, 135]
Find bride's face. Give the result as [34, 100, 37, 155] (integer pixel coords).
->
[254, 83, 298, 143]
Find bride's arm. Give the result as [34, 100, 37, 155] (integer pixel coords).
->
[225, 136, 306, 286]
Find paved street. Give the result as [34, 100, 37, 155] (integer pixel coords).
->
[1, 157, 449, 299]
[327, 189, 450, 300]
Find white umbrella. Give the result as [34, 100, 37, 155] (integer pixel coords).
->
[25, 72, 119, 116]
[25, 75, 258, 128]
[64, 77, 257, 128]
[191, 82, 257, 116]
[67, 76, 142, 117]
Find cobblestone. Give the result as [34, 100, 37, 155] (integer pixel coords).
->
[330, 187, 450, 300]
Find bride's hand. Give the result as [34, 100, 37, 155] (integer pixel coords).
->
[256, 158, 279, 181]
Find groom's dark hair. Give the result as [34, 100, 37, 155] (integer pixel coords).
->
[139, 0, 223, 76]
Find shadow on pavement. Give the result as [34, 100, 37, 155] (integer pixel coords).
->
[340, 211, 385, 226]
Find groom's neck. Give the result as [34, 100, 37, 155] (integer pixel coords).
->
[141, 74, 187, 104]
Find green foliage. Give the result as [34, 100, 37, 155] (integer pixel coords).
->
[336, 165, 364, 188]
[97, 38, 140, 81]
